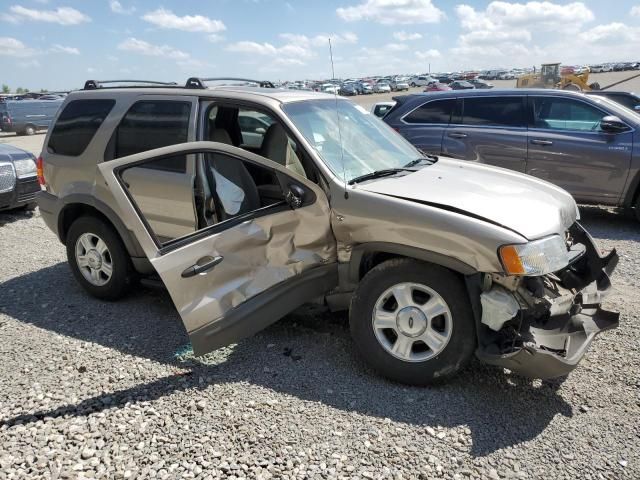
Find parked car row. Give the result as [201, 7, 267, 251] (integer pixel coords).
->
[589, 62, 640, 72]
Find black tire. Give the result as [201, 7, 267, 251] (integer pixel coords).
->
[589, 82, 601, 91]
[66, 216, 134, 300]
[563, 83, 581, 91]
[349, 258, 476, 385]
[24, 125, 36, 136]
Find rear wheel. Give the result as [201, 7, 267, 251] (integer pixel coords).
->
[349, 258, 476, 385]
[23, 125, 36, 136]
[66, 216, 134, 300]
[589, 82, 601, 91]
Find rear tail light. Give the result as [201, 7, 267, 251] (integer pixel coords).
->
[36, 156, 45, 186]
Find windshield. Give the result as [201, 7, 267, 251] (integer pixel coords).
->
[283, 99, 422, 182]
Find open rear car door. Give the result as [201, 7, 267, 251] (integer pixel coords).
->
[98, 141, 338, 355]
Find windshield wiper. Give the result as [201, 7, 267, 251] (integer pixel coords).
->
[403, 156, 438, 168]
[348, 168, 414, 185]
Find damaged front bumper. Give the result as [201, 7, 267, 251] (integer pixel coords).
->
[475, 223, 620, 379]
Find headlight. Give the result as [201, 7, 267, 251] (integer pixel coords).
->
[499, 235, 568, 276]
[13, 158, 37, 178]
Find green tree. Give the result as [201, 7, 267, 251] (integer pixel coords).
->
[1, 84, 9, 94]
[39, 89, 48, 93]
[15, 87, 24, 94]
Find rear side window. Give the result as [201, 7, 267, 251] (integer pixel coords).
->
[48, 99, 115, 156]
[112, 101, 191, 173]
[461, 97, 525, 127]
[404, 99, 454, 124]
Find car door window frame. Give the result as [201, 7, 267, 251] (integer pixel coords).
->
[527, 95, 634, 135]
[112, 146, 313, 255]
[400, 97, 456, 125]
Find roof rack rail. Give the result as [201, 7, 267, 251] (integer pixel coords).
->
[83, 79, 179, 90]
[185, 77, 275, 89]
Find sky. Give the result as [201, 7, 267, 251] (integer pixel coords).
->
[1, 0, 640, 91]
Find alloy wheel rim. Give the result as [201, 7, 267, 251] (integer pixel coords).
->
[371, 282, 452, 363]
[75, 233, 113, 287]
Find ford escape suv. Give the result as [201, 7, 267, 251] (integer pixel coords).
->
[37, 79, 619, 385]
[384, 89, 640, 221]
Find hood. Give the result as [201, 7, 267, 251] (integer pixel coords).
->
[0, 144, 33, 162]
[358, 157, 578, 240]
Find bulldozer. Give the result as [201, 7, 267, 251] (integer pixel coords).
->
[516, 63, 600, 91]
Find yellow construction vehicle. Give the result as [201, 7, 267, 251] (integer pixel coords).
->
[516, 63, 600, 91]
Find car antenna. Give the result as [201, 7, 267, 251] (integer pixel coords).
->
[329, 37, 348, 199]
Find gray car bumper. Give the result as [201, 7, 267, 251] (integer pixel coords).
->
[475, 222, 619, 379]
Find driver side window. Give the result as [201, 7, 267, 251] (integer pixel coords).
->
[531, 97, 604, 132]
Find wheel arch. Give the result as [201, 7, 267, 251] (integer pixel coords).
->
[58, 195, 145, 258]
[348, 242, 477, 285]
[622, 168, 640, 208]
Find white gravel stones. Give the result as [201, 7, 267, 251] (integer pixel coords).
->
[0, 206, 639, 479]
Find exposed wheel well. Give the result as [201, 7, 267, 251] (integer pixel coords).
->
[350, 243, 476, 286]
[358, 251, 467, 282]
[59, 204, 115, 244]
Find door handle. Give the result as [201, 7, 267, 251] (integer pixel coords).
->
[531, 139, 553, 146]
[181, 256, 224, 278]
[448, 132, 468, 139]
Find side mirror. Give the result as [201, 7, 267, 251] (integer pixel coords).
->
[285, 184, 305, 209]
[600, 115, 629, 133]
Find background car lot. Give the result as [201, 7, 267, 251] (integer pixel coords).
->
[1, 82, 640, 477]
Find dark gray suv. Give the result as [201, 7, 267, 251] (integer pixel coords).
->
[384, 89, 640, 219]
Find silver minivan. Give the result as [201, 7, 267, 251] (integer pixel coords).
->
[37, 80, 619, 385]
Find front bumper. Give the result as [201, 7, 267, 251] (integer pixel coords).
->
[0, 176, 40, 211]
[475, 222, 619, 379]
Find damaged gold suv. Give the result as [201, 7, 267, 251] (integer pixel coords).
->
[37, 78, 619, 385]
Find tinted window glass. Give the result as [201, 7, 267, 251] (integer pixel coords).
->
[531, 97, 604, 131]
[115, 101, 191, 172]
[48, 100, 115, 156]
[461, 97, 524, 127]
[404, 99, 454, 124]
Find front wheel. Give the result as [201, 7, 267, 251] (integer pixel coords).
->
[349, 258, 476, 385]
[66, 216, 134, 300]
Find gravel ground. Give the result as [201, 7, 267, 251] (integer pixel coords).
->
[0, 205, 639, 479]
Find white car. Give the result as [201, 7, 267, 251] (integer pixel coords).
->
[374, 82, 391, 93]
[409, 75, 435, 87]
[321, 83, 339, 94]
[391, 77, 410, 91]
[370, 101, 396, 118]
